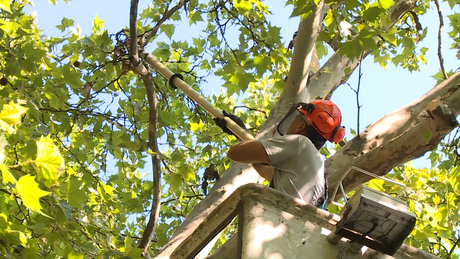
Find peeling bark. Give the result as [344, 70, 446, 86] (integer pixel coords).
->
[274, 1, 325, 112]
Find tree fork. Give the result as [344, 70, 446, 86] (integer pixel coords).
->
[153, 1, 326, 257]
[153, 0, 422, 257]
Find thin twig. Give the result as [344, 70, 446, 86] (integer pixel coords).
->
[234, 105, 268, 118]
[433, 0, 448, 79]
[0, 188, 11, 195]
[346, 56, 363, 134]
[356, 55, 363, 134]
[447, 235, 460, 259]
[141, 0, 190, 47]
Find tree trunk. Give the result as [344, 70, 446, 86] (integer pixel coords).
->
[153, 2, 325, 257]
[152, 0, 432, 257]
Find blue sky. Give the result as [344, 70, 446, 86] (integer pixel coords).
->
[25, 0, 459, 168]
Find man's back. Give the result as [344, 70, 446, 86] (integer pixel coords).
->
[260, 134, 325, 204]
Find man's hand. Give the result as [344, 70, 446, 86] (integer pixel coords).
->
[214, 110, 248, 137]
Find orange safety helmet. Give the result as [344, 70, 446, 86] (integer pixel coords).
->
[297, 100, 345, 143]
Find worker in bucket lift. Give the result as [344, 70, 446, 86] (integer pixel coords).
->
[214, 100, 345, 209]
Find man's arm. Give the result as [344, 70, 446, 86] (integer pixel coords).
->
[227, 140, 271, 164]
[227, 141, 274, 181]
[252, 163, 274, 182]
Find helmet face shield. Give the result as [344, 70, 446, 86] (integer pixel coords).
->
[276, 103, 304, 136]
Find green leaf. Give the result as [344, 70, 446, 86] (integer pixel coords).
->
[234, 0, 252, 14]
[190, 120, 206, 133]
[290, 1, 312, 18]
[67, 251, 84, 259]
[0, 164, 15, 184]
[0, 102, 28, 131]
[97, 182, 115, 202]
[378, 0, 395, 9]
[421, 128, 433, 144]
[167, 173, 183, 195]
[35, 136, 64, 187]
[127, 248, 144, 259]
[362, 7, 384, 22]
[124, 236, 134, 256]
[374, 54, 390, 69]
[0, 21, 19, 36]
[92, 15, 105, 33]
[449, 166, 460, 195]
[67, 178, 86, 208]
[18, 231, 28, 246]
[179, 164, 195, 182]
[253, 56, 271, 76]
[367, 178, 385, 191]
[161, 24, 175, 40]
[0, 0, 12, 13]
[15, 175, 51, 213]
[447, 0, 460, 8]
[431, 70, 447, 85]
[189, 11, 203, 25]
[62, 66, 82, 89]
[316, 42, 328, 59]
[381, 27, 398, 46]
[433, 195, 441, 205]
[0, 134, 6, 164]
[56, 17, 74, 32]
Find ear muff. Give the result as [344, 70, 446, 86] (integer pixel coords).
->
[331, 126, 345, 143]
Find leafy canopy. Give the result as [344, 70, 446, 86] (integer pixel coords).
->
[0, 0, 458, 258]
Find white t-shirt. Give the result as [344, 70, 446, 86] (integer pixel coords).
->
[259, 134, 325, 204]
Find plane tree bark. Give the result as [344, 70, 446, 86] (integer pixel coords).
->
[327, 72, 460, 200]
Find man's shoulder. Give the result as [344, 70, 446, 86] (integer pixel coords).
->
[295, 134, 319, 151]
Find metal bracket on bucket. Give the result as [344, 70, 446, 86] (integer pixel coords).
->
[330, 166, 406, 207]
